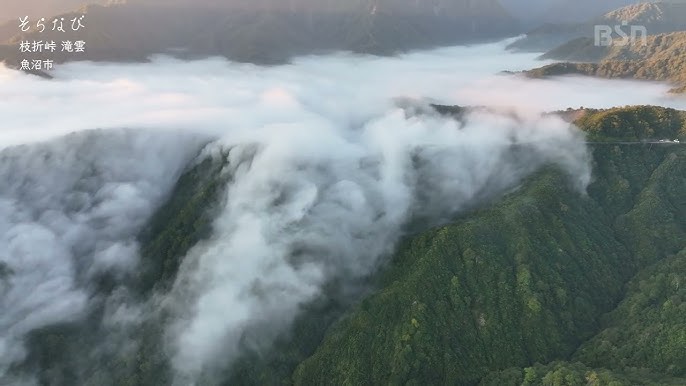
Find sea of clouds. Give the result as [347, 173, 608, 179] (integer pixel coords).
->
[1, 37, 684, 384]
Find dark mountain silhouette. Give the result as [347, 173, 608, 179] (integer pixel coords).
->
[0, 0, 520, 68]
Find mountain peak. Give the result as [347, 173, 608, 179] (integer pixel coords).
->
[600, 1, 686, 34]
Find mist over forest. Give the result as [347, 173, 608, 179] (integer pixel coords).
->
[1, 1, 686, 386]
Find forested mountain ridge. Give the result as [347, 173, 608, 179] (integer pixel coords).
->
[575, 105, 686, 141]
[11, 105, 686, 386]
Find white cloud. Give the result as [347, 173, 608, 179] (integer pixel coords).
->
[0, 129, 207, 381]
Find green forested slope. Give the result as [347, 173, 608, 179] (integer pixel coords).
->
[291, 106, 686, 385]
[479, 249, 686, 386]
[135, 156, 226, 295]
[480, 361, 686, 386]
[574, 248, 686, 377]
[294, 170, 631, 385]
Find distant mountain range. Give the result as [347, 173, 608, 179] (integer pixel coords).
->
[540, 0, 645, 23]
[3, 0, 685, 86]
[527, 31, 686, 93]
[0, 0, 520, 68]
[514, 1, 686, 94]
[603, 1, 686, 33]
[499, 0, 641, 24]
[508, 1, 686, 52]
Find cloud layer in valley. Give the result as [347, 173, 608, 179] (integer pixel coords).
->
[1, 38, 685, 384]
[2, 38, 684, 148]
